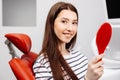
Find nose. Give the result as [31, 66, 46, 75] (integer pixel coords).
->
[66, 23, 73, 31]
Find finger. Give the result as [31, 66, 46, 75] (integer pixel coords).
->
[96, 66, 104, 72]
[95, 66, 104, 76]
[95, 60, 104, 68]
[91, 54, 104, 64]
[95, 70, 104, 78]
[93, 66, 104, 77]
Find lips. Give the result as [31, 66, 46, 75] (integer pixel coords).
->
[63, 33, 73, 37]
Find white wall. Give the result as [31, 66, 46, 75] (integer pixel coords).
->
[0, 0, 106, 79]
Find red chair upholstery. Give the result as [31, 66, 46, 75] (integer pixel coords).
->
[5, 33, 38, 80]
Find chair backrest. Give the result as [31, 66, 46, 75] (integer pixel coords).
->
[5, 33, 38, 80]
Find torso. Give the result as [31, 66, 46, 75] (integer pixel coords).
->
[33, 48, 88, 80]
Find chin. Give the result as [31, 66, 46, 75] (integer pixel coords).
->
[65, 40, 71, 43]
[61, 38, 72, 43]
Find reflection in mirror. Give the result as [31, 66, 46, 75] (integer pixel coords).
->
[2, 0, 36, 26]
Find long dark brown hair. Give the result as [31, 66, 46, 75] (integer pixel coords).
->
[39, 2, 79, 80]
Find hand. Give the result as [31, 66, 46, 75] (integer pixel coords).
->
[85, 54, 104, 80]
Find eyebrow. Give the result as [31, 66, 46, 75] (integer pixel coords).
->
[61, 17, 78, 21]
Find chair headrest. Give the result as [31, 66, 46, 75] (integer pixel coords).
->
[5, 33, 31, 54]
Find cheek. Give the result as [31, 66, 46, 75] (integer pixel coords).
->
[73, 27, 78, 35]
[54, 24, 62, 37]
[54, 21, 65, 34]
[54, 28, 60, 37]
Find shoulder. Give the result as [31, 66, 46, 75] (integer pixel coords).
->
[33, 54, 49, 71]
[69, 46, 88, 60]
[33, 54, 48, 66]
[35, 54, 46, 63]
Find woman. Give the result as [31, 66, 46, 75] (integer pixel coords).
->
[33, 1, 104, 80]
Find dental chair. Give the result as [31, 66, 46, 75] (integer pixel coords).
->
[4, 33, 38, 80]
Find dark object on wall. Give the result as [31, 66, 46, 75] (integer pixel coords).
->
[106, 0, 120, 19]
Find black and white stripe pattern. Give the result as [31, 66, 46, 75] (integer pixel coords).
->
[33, 48, 88, 80]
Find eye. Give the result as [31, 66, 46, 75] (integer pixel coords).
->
[61, 20, 67, 24]
[72, 21, 78, 25]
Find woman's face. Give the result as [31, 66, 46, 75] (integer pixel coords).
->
[54, 10, 78, 44]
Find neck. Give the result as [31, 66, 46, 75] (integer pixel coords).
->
[59, 43, 69, 56]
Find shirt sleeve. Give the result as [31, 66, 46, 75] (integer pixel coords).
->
[33, 60, 53, 80]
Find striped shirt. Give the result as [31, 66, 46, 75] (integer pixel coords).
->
[33, 48, 88, 80]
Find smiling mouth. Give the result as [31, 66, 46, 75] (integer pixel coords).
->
[63, 33, 73, 37]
